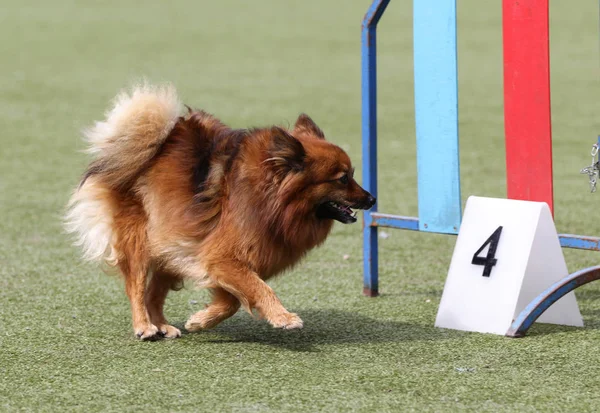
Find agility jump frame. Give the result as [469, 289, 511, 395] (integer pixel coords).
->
[361, 0, 600, 336]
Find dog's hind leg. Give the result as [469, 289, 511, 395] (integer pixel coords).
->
[119, 257, 160, 340]
[114, 208, 160, 340]
[185, 288, 240, 331]
[146, 270, 182, 338]
[113, 194, 161, 340]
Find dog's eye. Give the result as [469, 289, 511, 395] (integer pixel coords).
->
[339, 174, 349, 185]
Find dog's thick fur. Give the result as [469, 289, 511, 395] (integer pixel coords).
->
[65, 83, 375, 340]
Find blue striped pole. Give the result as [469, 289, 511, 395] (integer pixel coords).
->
[414, 0, 462, 234]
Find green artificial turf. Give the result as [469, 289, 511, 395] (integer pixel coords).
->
[2, 0, 600, 411]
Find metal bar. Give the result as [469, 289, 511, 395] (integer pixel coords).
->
[506, 266, 600, 337]
[558, 234, 600, 251]
[367, 212, 600, 251]
[361, 0, 390, 298]
[414, 0, 461, 234]
[503, 0, 554, 214]
[370, 213, 419, 231]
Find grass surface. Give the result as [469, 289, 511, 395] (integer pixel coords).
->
[2, 1, 600, 411]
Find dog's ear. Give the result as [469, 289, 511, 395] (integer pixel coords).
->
[267, 127, 306, 172]
[293, 113, 325, 139]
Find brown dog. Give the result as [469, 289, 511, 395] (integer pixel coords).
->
[65, 83, 375, 340]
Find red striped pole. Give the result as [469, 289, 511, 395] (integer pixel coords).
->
[503, 0, 554, 214]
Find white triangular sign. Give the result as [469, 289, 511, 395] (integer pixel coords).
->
[435, 196, 583, 335]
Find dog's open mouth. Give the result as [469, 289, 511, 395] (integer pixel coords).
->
[316, 201, 358, 224]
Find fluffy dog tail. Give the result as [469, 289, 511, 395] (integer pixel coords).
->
[65, 82, 182, 264]
[81, 82, 182, 189]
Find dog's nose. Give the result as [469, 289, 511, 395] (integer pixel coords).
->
[366, 194, 376, 208]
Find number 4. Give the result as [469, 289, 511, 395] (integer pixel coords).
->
[472, 226, 503, 277]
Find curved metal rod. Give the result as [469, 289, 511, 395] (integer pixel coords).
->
[362, 0, 391, 30]
[506, 265, 600, 338]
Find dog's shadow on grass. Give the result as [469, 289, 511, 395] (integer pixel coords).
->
[185, 309, 451, 352]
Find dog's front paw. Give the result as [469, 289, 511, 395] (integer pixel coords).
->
[157, 324, 182, 338]
[269, 312, 303, 330]
[134, 323, 161, 340]
[184, 311, 211, 332]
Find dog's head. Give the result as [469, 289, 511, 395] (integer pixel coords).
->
[265, 114, 375, 224]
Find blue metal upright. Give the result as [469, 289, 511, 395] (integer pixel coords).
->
[361, 0, 390, 297]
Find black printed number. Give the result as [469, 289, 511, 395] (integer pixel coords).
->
[471, 226, 503, 277]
